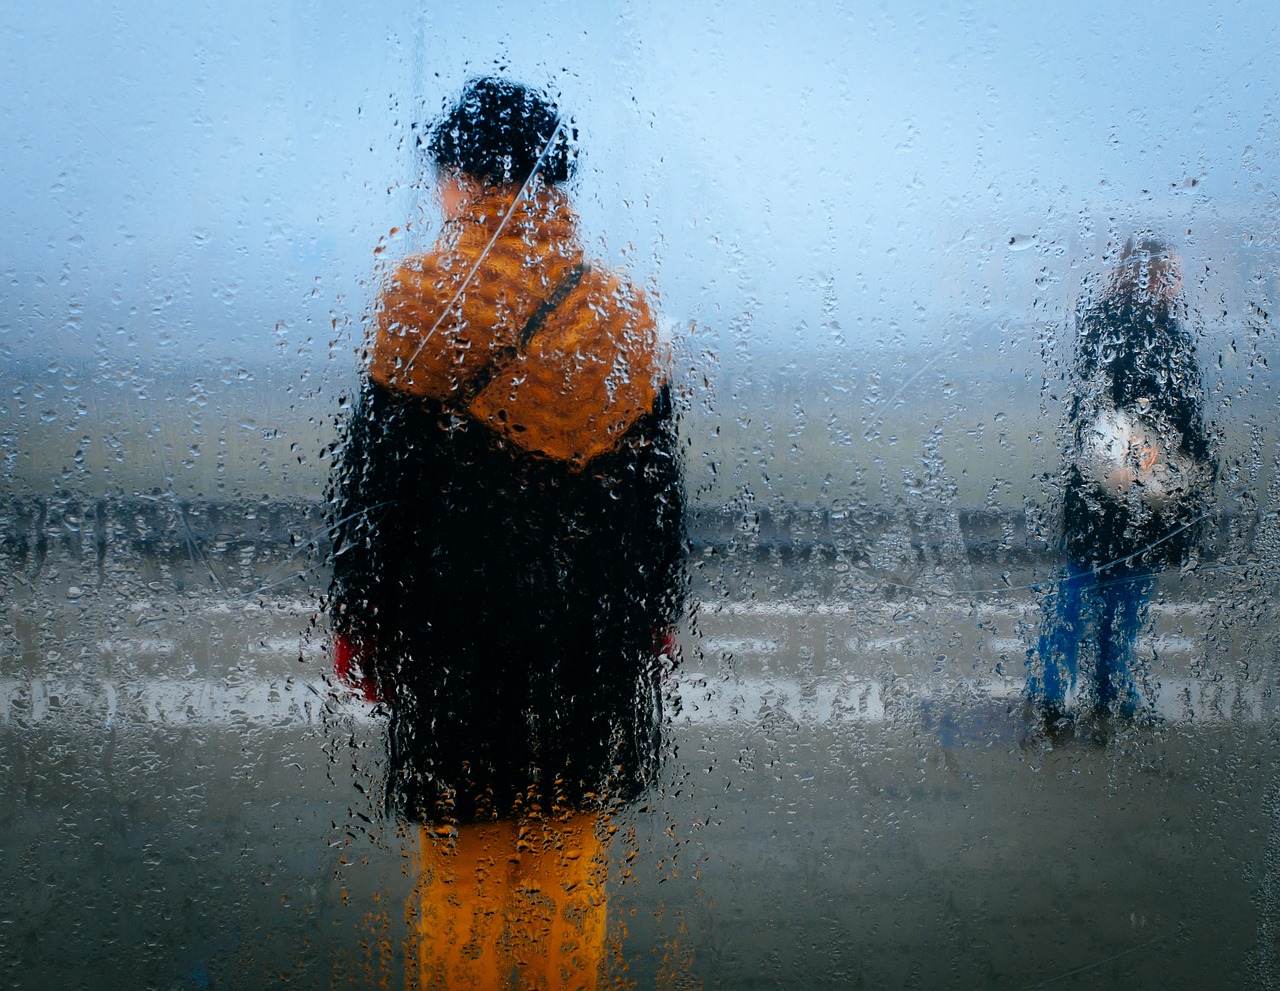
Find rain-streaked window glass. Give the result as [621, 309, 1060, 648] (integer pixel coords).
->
[4, 2, 1280, 988]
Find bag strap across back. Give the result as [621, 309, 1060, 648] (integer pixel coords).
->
[455, 262, 588, 407]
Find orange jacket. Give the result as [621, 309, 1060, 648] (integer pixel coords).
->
[369, 185, 661, 467]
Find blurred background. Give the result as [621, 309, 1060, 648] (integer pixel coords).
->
[4, 2, 1280, 988]
[5, 0, 1277, 508]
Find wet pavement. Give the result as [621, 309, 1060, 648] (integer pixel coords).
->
[2, 499, 1278, 989]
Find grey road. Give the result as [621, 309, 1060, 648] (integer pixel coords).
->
[2, 499, 1277, 989]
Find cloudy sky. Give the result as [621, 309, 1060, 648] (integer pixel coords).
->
[3, 0, 1278, 366]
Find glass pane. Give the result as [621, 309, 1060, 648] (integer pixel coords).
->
[3, 2, 1279, 988]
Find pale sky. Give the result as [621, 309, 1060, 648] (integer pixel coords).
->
[2, 0, 1278, 365]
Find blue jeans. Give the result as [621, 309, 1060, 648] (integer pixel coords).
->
[1028, 560, 1155, 718]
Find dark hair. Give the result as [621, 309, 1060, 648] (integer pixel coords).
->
[425, 77, 576, 187]
[1113, 233, 1180, 293]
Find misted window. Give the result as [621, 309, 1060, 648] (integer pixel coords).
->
[3, 4, 1279, 988]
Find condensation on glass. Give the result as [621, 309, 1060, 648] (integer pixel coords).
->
[2, 2, 1279, 989]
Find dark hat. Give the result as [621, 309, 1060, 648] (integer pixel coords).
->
[426, 76, 576, 186]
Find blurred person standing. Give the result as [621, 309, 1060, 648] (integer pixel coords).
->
[327, 76, 685, 989]
[1029, 235, 1214, 732]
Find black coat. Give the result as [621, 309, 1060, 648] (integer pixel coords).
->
[1061, 290, 1214, 569]
[327, 379, 685, 824]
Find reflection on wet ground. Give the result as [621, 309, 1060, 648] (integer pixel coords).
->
[2, 498, 1277, 989]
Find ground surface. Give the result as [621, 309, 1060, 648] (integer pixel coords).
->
[2, 500, 1278, 989]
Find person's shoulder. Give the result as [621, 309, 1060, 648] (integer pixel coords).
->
[1077, 287, 1124, 318]
[380, 247, 471, 305]
[1073, 292, 1112, 334]
[389, 249, 450, 277]
[581, 262, 655, 316]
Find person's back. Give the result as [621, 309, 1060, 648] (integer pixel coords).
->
[327, 77, 685, 824]
[1063, 237, 1213, 571]
[327, 76, 685, 989]
[1029, 234, 1215, 728]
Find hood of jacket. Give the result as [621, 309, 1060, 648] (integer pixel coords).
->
[369, 184, 662, 466]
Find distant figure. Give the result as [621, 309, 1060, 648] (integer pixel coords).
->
[327, 77, 685, 988]
[1029, 235, 1214, 728]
